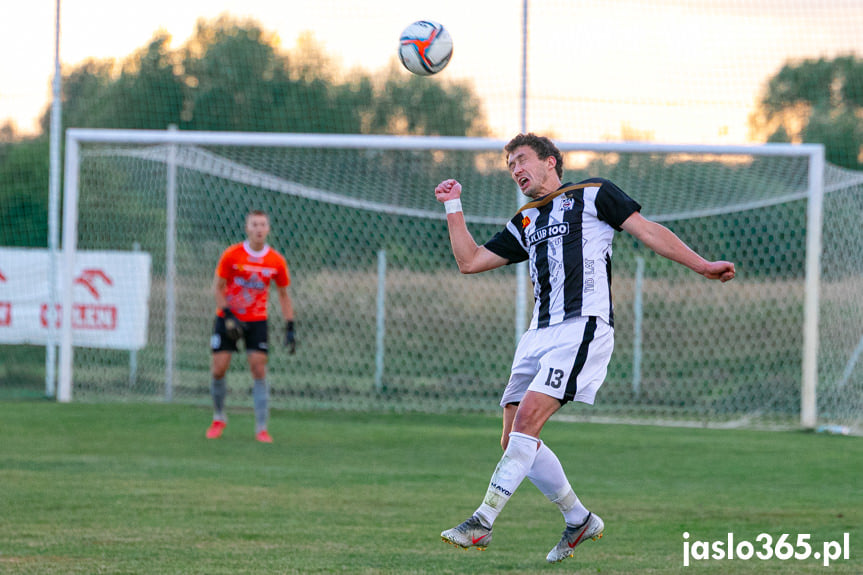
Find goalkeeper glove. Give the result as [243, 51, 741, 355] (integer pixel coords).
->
[285, 320, 296, 354]
[222, 307, 244, 342]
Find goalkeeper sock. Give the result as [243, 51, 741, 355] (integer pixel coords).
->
[211, 377, 227, 421]
[253, 378, 269, 433]
[474, 432, 539, 528]
[527, 441, 589, 526]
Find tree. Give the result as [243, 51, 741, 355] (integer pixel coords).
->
[179, 16, 304, 132]
[40, 35, 184, 133]
[41, 58, 114, 132]
[111, 33, 185, 129]
[367, 62, 489, 137]
[0, 137, 49, 247]
[749, 55, 863, 170]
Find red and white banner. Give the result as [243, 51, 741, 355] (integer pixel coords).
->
[0, 247, 151, 350]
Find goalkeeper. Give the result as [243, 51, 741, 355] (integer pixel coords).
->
[206, 210, 296, 443]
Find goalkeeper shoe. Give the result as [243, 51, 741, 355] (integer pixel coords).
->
[546, 512, 604, 563]
[205, 420, 226, 439]
[440, 515, 492, 550]
[255, 430, 273, 443]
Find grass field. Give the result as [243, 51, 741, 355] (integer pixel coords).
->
[1, 401, 860, 574]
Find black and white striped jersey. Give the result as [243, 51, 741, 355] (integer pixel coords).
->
[484, 178, 641, 330]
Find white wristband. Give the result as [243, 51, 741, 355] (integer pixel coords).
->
[444, 198, 463, 214]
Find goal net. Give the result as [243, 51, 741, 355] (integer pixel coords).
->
[56, 129, 863, 432]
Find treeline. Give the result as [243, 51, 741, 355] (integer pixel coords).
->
[39, 16, 489, 137]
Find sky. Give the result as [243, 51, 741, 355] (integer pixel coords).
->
[2, 0, 862, 143]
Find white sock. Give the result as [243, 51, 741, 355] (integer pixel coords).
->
[475, 432, 539, 527]
[527, 441, 589, 526]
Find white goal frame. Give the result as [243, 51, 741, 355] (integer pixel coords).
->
[58, 128, 825, 428]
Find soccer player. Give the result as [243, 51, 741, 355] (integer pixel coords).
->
[437, 133, 735, 563]
[205, 210, 296, 443]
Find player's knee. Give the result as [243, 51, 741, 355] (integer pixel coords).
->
[250, 364, 267, 380]
[211, 363, 229, 379]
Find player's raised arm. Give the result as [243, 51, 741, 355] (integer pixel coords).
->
[435, 179, 508, 274]
[620, 211, 736, 282]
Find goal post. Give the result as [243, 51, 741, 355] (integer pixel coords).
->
[56, 128, 858, 432]
[802, 147, 825, 429]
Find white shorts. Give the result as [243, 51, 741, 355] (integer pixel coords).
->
[500, 316, 614, 407]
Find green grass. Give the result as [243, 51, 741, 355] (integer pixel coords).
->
[1, 401, 860, 574]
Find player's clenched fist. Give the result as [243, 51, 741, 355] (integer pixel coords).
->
[435, 179, 462, 202]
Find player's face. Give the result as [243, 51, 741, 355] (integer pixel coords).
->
[245, 214, 270, 247]
[507, 145, 556, 199]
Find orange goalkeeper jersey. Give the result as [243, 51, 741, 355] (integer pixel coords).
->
[216, 241, 290, 322]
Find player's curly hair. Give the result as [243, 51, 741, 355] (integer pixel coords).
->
[504, 133, 563, 179]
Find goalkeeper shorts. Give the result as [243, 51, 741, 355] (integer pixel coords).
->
[211, 318, 269, 354]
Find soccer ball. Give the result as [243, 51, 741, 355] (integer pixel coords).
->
[398, 20, 453, 76]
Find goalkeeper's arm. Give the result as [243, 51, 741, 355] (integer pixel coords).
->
[277, 285, 296, 353]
